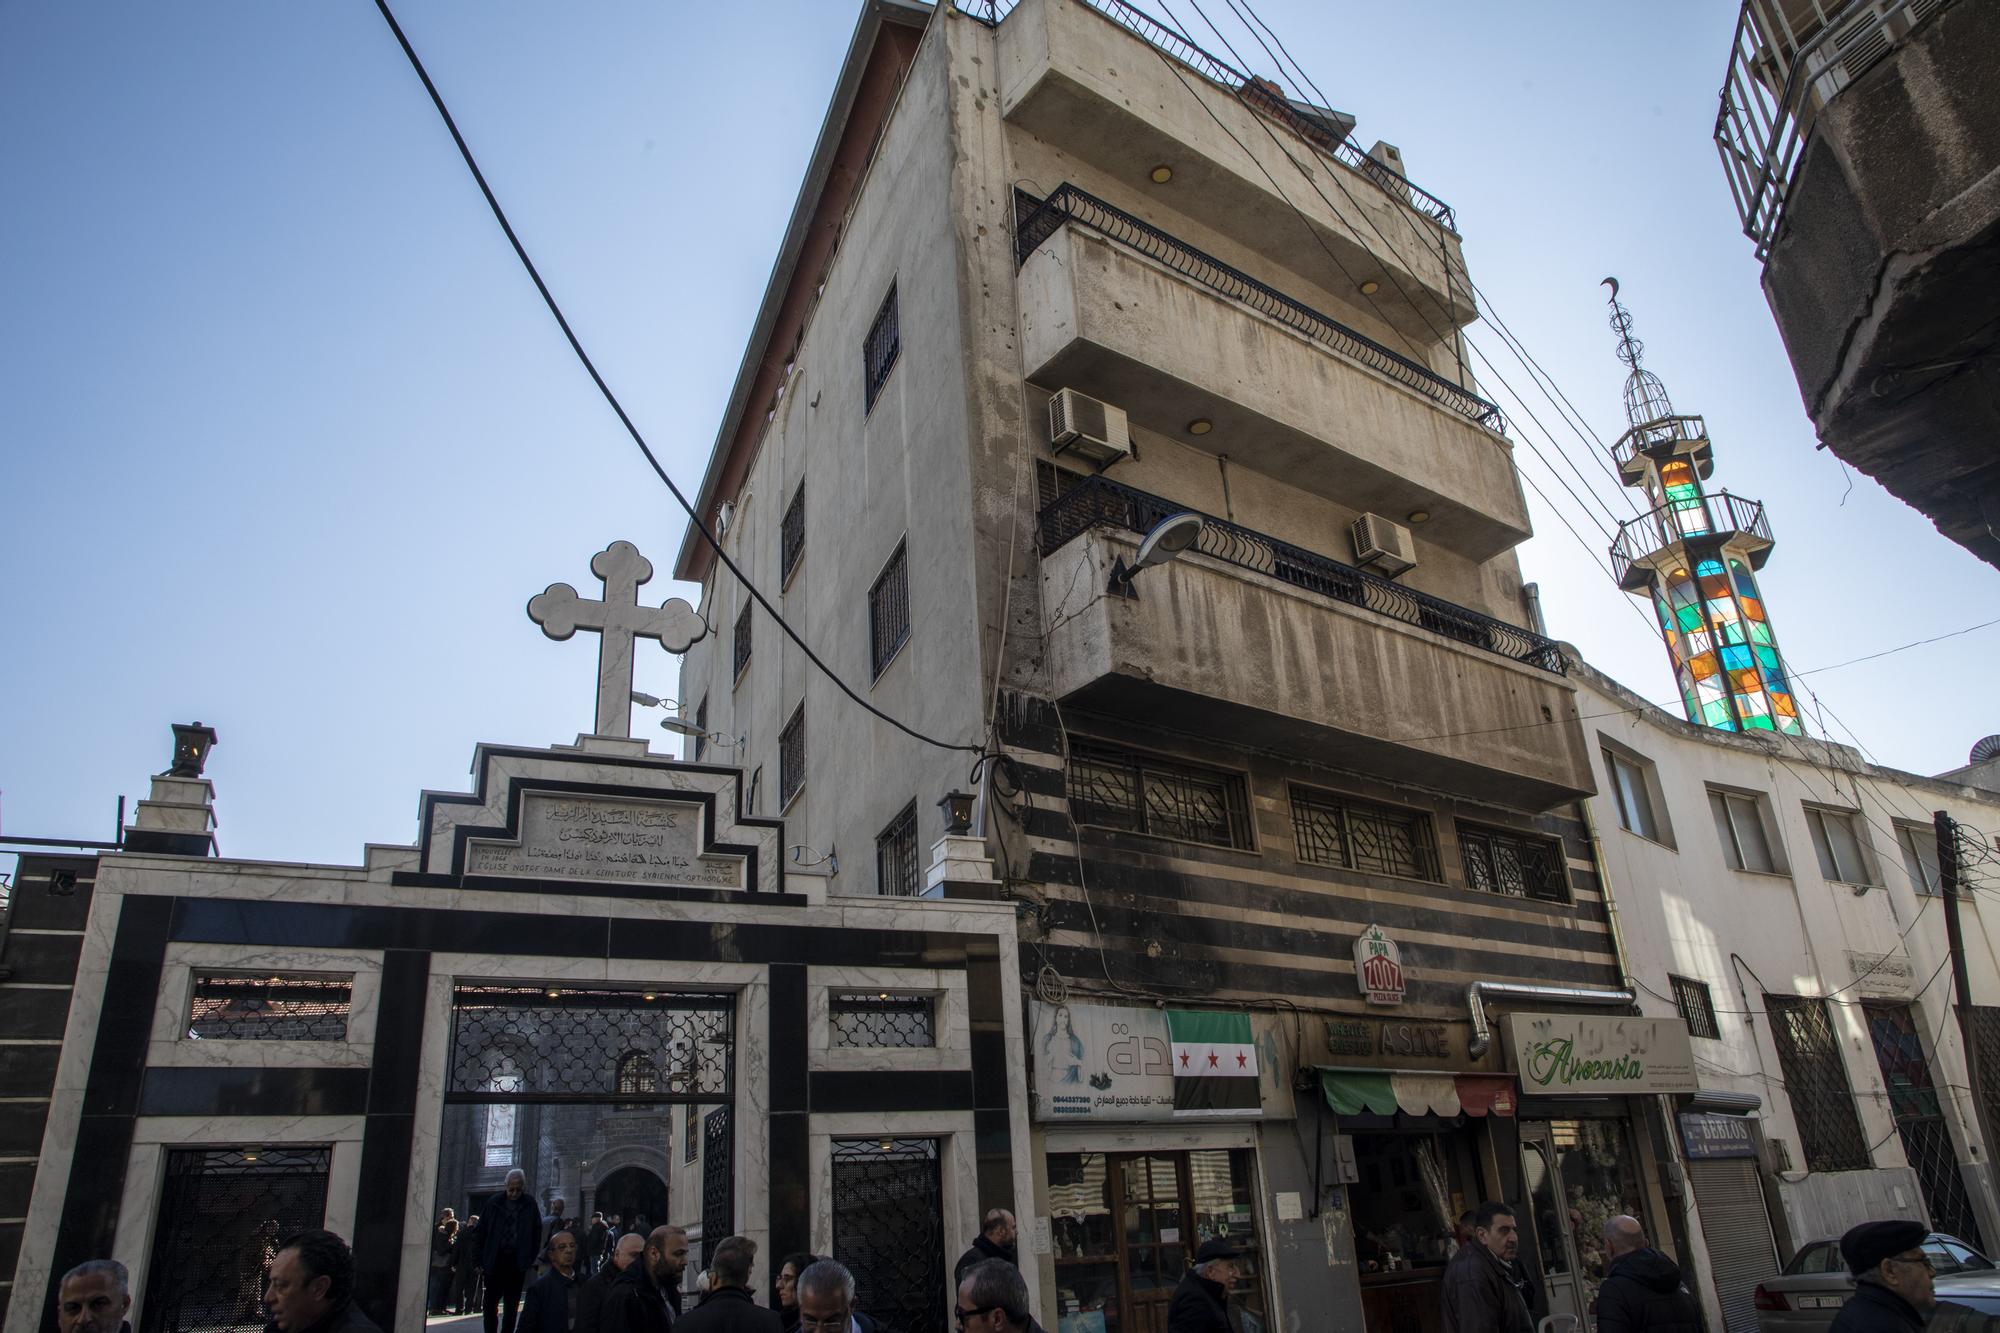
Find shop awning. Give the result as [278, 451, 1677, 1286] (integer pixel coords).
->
[1318, 1070, 1517, 1117]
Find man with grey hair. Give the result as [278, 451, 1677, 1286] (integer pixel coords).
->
[479, 1168, 544, 1333]
[955, 1258, 1046, 1333]
[57, 1260, 131, 1333]
[1593, 1215, 1699, 1333]
[794, 1259, 884, 1333]
[675, 1236, 781, 1333]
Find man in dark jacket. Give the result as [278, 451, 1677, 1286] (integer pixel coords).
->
[482, 1171, 545, 1333]
[261, 1230, 381, 1333]
[579, 1233, 647, 1333]
[56, 1260, 132, 1333]
[1166, 1237, 1239, 1333]
[956, 1258, 1049, 1333]
[523, 1230, 586, 1333]
[1593, 1217, 1700, 1333]
[585, 1214, 612, 1277]
[955, 1211, 1019, 1286]
[1440, 1202, 1534, 1333]
[675, 1236, 782, 1333]
[1830, 1220, 1935, 1333]
[602, 1226, 693, 1333]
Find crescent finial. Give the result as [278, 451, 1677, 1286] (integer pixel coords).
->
[1602, 276, 1621, 301]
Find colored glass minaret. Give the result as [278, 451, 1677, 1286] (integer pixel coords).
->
[1602, 279, 1803, 736]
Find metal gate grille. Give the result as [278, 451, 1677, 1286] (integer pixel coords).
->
[140, 1146, 330, 1333]
[832, 1138, 945, 1333]
[1869, 1005, 1983, 1246]
[1764, 994, 1870, 1170]
[1688, 1157, 1777, 1333]
[701, 1106, 733, 1268]
[445, 987, 734, 1101]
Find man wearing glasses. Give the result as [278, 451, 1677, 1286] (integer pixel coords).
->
[793, 1259, 885, 1333]
[954, 1259, 1046, 1333]
[1830, 1220, 1935, 1333]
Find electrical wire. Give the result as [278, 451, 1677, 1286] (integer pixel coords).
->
[369, 0, 985, 760]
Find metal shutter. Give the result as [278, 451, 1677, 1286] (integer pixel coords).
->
[1690, 1157, 1780, 1333]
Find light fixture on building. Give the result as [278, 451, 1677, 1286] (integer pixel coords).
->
[939, 790, 976, 836]
[1359, 280, 1380, 295]
[545, 988, 560, 999]
[1187, 419, 1213, 436]
[1150, 165, 1174, 184]
[1407, 510, 1430, 524]
[242, 1149, 262, 1163]
[1109, 512, 1206, 597]
[630, 691, 680, 709]
[169, 721, 219, 779]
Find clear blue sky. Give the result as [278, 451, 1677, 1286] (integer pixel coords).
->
[3, 0, 1993, 869]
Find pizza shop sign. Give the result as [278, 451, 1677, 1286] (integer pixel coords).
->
[1502, 1013, 1697, 1095]
[1353, 925, 1406, 1006]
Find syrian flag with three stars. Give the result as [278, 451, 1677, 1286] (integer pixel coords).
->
[1167, 1010, 1260, 1116]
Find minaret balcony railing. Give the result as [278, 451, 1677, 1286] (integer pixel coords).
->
[1610, 491, 1774, 589]
[1015, 184, 1503, 431]
[1038, 472, 1566, 673]
[1611, 414, 1714, 483]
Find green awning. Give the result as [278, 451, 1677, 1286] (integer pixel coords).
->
[1319, 1068, 1397, 1116]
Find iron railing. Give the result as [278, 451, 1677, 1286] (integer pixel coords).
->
[1609, 491, 1773, 585]
[1037, 473, 1567, 674]
[875, 799, 920, 896]
[1715, 0, 1943, 259]
[1611, 414, 1711, 478]
[1016, 184, 1503, 431]
[964, 0, 1458, 232]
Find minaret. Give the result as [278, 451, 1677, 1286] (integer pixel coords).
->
[1602, 279, 1803, 736]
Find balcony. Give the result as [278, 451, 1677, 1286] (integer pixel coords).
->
[1037, 476, 1593, 811]
[985, 0, 1472, 344]
[1610, 414, 1714, 487]
[1609, 492, 1774, 591]
[1017, 186, 1533, 562]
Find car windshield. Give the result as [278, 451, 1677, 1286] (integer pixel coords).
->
[1786, 1243, 1843, 1276]
[1928, 1239, 1994, 1277]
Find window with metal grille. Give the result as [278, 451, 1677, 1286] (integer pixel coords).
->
[831, 993, 936, 1048]
[779, 703, 806, 809]
[1898, 821, 1942, 896]
[615, 1050, 658, 1111]
[140, 1146, 331, 1333]
[1670, 975, 1721, 1040]
[1710, 788, 1778, 873]
[863, 283, 900, 412]
[186, 972, 352, 1042]
[1457, 823, 1569, 903]
[869, 541, 910, 677]
[1068, 741, 1253, 850]
[733, 602, 752, 679]
[1290, 786, 1440, 881]
[781, 481, 806, 583]
[1764, 994, 1870, 1171]
[1806, 806, 1874, 885]
[876, 800, 920, 897]
[693, 697, 709, 763]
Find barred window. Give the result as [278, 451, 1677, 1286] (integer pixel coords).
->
[615, 1050, 658, 1111]
[1765, 994, 1870, 1171]
[1670, 975, 1721, 1040]
[870, 541, 910, 678]
[877, 800, 921, 897]
[863, 283, 900, 412]
[779, 704, 806, 809]
[693, 697, 709, 763]
[187, 972, 352, 1042]
[1290, 787, 1440, 881]
[733, 602, 753, 679]
[831, 993, 936, 1048]
[781, 481, 806, 584]
[1458, 823, 1569, 903]
[1068, 741, 1253, 850]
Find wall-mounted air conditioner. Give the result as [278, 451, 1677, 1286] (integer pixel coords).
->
[1350, 512, 1417, 577]
[1049, 388, 1131, 468]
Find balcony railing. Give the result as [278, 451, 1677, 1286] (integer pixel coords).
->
[1017, 184, 1504, 432]
[1609, 491, 1774, 585]
[1611, 414, 1712, 477]
[964, 0, 1459, 233]
[1038, 473, 1566, 674]
[1715, 0, 1942, 259]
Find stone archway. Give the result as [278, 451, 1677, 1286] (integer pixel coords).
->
[595, 1166, 668, 1236]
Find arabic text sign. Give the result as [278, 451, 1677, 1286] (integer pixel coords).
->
[1503, 1013, 1696, 1095]
[1031, 1001, 1178, 1121]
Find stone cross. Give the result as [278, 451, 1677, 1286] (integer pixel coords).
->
[528, 541, 707, 738]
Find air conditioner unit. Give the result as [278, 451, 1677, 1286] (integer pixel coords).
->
[1350, 512, 1417, 577]
[1049, 388, 1131, 468]
[716, 500, 737, 540]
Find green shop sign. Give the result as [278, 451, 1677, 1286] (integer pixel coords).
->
[1502, 1013, 1696, 1095]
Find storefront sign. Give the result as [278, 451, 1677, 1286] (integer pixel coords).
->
[1679, 1111, 1758, 1159]
[1031, 1001, 1265, 1121]
[1324, 1017, 1461, 1066]
[1503, 1013, 1697, 1095]
[1354, 925, 1406, 1005]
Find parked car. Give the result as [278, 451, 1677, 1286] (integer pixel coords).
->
[1755, 1234, 2000, 1333]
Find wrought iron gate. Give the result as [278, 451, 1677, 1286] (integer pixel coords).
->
[701, 1106, 733, 1267]
[1869, 1005, 1983, 1246]
[139, 1146, 331, 1333]
[831, 1138, 945, 1333]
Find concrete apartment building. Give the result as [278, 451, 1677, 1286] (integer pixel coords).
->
[1714, 0, 2000, 569]
[675, 2, 1698, 1330]
[1576, 659, 2000, 1333]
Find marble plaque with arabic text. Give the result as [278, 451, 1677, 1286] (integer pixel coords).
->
[466, 792, 744, 889]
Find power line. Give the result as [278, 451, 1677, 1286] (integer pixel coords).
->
[369, 0, 984, 760]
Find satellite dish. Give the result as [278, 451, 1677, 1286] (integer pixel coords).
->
[1972, 734, 2000, 764]
[1108, 512, 1205, 597]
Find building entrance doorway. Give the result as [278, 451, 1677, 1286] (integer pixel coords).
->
[1519, 1118, 1645, 1332]
[595, 1167, 669, 1236]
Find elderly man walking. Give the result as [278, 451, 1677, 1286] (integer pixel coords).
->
[954, 1211, 1018, 1285]
[1593, 1216, 1699, 1333]
[1441, 1203, 1534, 1333]
[480, 1169, 544, 1333]
[1829, 1221, 1937, 1333]
[1166, 1238, 1242, 1333]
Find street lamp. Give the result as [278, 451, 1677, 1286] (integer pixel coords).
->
[1108, 512, 1205, 597]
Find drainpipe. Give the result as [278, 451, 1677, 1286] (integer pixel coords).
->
[1466, 982, 1636, 1059]
[1522, 582, 1550, 638]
